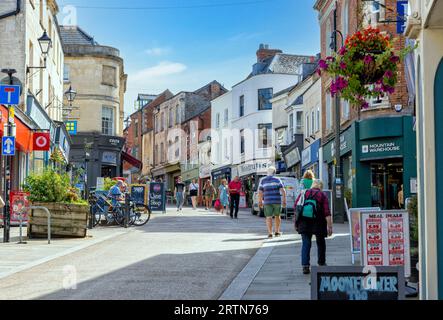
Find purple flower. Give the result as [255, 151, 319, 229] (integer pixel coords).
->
[339, 47, 347, 55]
[384, 70, 393, 78]
[326, 56, 335, 62]
[382, 85, 395, 94]
[361, 101, 369, 109]
[330, 77, 348, 96]
[318, 59, 329, 70]
[390, 55, 400, 63]
[317, 68, 322, 76]
[340, 62, 347, 70]
[363, 55, 373, 65]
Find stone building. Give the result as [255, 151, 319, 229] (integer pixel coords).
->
[60, 25, 127, 190]
[314, 0, 416, 212]
[0, 0, 67, 193]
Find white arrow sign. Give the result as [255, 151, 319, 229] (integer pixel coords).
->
[4, 137, 14, 154]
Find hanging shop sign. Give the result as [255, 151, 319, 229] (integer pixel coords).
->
[283, 147, 301, 169]
[32, 132, 50, 151]
[360, 210, 411, 277]
[311, 266, 405, 300]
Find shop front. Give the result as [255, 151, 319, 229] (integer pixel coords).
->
[282, 143, 302, 179]
[211, 165, 232, 188]
[302, 139, 321, 178]
[322, 116, 416, 210]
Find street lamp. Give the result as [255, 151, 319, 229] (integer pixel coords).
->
[64, 86, 77, 107]
[27, 30, 52, 73]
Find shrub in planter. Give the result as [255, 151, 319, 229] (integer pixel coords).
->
[317, 26, 416, 109]
[23, 169, 89, 238]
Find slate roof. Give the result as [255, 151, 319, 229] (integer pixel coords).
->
[183, 93, 211, 122]
[59, 25, 97, 46]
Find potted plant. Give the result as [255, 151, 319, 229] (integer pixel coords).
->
[317, 26, 416, 109]
[407, 195, 419, 283]
[23, 169, 89, 238]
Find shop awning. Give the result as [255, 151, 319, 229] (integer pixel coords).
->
[0, 105, 33, 153]
[122, 151, 142, 170]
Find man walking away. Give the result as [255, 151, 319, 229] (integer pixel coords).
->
[174, 176, 186, 212]
[258, 166, 286, 238]
[228, 176, 242, 219]
[295, 179, 333, 275]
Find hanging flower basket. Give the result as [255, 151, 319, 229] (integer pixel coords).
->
[317, 26, 416, 109]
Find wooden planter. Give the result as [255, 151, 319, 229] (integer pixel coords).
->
[28, 202, 89, 238]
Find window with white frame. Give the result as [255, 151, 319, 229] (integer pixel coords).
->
[224, 109, 228, 127]
[63, 64, 70, 82]
[311, 110, 315, 136]
[342, 99, 350, 120]
[326, 19, 332, 56]
[216, 113, 220, 129]
[305, 114, 310, 138]
[316, 106, 320, 132]
[288, 113, 294, 143]
[258, 123, 272, 148]
[342, 0, 349, 39]
[326, 94, 332, 130]
[102, 106, 114, 135]
[296, 111, 303, 134]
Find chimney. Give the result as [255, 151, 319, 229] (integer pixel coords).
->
[256, 44, 282, 63]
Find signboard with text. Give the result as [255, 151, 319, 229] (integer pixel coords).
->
[360, 210, 411, 277]
[149, 182, 166, 212]
[360, 138, 403, 160]
[130, 184, 148, 207]
[0, 191, 30, 226]
[397, 0, 409, 34]
[311, 266, 405, 300]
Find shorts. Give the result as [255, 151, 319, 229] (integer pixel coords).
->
[190, 190, 198, 197]
[264, 204, 282, 217]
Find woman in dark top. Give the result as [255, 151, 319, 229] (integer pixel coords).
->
[174, 176, 186, 212]
[295, 179, 333, 274]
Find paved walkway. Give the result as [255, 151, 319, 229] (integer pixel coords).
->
[220, 223, 352, 300]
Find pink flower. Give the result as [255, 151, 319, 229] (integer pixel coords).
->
[318, 59, 329, 70]
[361, 101, 369, 109]
[317, 68, 322, 76]
[330, 77, 348, 96]
[340, 62, 347, 70]
[339, 47, 347, 55]
[390, 55, 400, 63]
[384, 70, 393, 78]
[363, 55, 373, 64]
[326, 56, 335, 62]
[382, 85, 395, 94]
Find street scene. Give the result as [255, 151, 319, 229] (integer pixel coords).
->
[0, 0, 442, 303]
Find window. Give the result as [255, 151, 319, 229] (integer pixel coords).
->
[316, 106, 320, 132]
[342, 0, 349, 39]
[63, 64, 70, 82]
[132, 147, 138, 159]
[169, 108, 174, 127]
[216, 113, 220, 129]
[175, 136, 180, 158]
[161, 112, 165, 131]
[288, 113, 294, 142]
[311, 110, 315, 136]
[326, 19, 332, 56]
[175, 105, 180, 124]
[155, 145, 158, 164]
[258, 88, 273, 110]
[102, 65, 117, 87]
[102, 106, 114, 135]
[160, 143, 165, 163]
[29, 41, 34, 92]
[239, 95, 245, 117]
[296, 111, 303, 134]
[306, 114, 310, 138]
[224, 138, 228, 160]
[224, 109, 228, 127]
[326, 94, 332, 130]
[342, 99, 350, 120]
[240, 129, 245, 154]
[134, 119, 139, 137]
[258, 123, 272, 148]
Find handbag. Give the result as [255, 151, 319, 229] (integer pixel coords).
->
[214, 199, 222, 211]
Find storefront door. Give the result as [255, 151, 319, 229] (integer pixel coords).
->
[370, 160, 403, 209]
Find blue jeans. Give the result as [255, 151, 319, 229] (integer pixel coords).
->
[301, 233, 326, 267]
[176, 192, 183, 209]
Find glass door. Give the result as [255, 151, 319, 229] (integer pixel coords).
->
[370, 160, 403, 209]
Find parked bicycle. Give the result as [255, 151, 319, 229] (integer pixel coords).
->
[88, 191, 151, 227]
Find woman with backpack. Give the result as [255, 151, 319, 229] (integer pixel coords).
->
[294, 179, 333, 275]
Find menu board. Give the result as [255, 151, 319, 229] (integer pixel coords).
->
[130, 184, 148, 207]
[360, 210, 410, 277]
[311, 266, 405, 300]
[149, 182, 166, 212]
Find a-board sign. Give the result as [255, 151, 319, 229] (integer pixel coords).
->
[0, 191, 29, 226]
[347, 207, 381, 263]
[311, 266, 405, 300]
[149, 182, 166, 212]
[360, 210, 411, 277]
[130, 184, 148, 206]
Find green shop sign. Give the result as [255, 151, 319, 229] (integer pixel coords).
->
[359, 138, 403, 160]
[323, 126, 355, 163]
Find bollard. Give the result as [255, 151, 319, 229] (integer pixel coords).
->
[124, 193, 130, 228]
[17, 210, 27, 244]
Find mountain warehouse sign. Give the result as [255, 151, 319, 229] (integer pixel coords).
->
[360, 138, 403, 160]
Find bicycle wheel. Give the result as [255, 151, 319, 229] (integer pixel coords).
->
[91, 205, 102, 227]
[113, 206, 126, 226]
[131, 205, 151, 226]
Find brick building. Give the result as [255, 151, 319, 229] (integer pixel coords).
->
[314, 0, 416, 211]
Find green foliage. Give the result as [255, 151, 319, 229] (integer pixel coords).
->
[23, 169, 73, 203]
[104, 177, 117, 191]
[344, 188, 352, 208]
[408, 195, 419, 243]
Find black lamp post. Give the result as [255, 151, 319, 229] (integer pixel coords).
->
[65, 86, 77, 107]
[27, 31, 52, 73]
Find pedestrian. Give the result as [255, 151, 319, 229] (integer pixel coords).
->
[218, 179, 229, 215]
[398, 184, 404, 209]
[107, 180, 124, 206]
[258, 166, 286, 238]
[189, 179, 199, 210]
[203, 180, 216, 211]
[295, 179, 333, 275]
[301, 170, 315, 189]
[228, 176, 242, 219]
[174, 176, 186, 212]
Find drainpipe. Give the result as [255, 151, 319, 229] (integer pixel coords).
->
[0, 0, 21, 21]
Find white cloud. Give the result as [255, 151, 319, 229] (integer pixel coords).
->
[131, 61, 187, 81]
[145, 47, 171, 56]
[228, 32, 266, 42]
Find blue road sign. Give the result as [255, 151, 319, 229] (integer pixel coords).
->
[397, 0, 409, 34]
[2, 136, 15, 156]
[0, 85, 21, 105]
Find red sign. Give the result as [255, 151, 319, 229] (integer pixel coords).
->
[33, 132, 50, 151]
[0, 191, 30, 226]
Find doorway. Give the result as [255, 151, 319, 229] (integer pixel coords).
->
[370, 160, 403, 209]
[101, 165, 116, 179]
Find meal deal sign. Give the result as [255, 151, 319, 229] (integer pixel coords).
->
[360, 210, 410, 277]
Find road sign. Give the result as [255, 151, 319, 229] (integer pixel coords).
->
[0, 85, 20, 105]
[397, 0, 408, 34]
[2, 136, 15, 156]
[32, 132, 50, 151]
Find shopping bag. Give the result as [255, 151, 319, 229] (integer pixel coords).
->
[214, 199, 222, 211]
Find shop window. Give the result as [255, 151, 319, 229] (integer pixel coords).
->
[258, 88, 273, 110]
[370, 161, 404, 210]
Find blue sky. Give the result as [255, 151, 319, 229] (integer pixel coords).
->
[57, 0, 320, 117]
